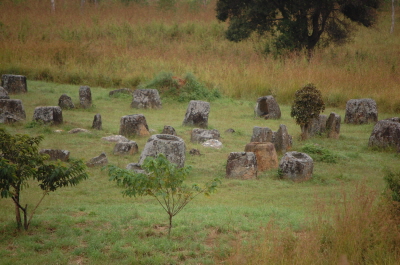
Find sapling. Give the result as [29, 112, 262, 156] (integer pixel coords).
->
[107, 153, 220, 236]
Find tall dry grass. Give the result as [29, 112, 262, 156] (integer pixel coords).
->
[0, 0, 399, 111]
[224, 183, 400, 264]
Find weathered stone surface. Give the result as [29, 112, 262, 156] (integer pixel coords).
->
[1, 74, 27, 94]
[162, 125, 176, 136]
[79, 86, 92, 109]
[113, 140, 139, 155]
[368, 118, 400, 151]
[58, 94, 75, 109]
[139, 134, 186, 167]
[182, 100, 210, 128]
[226, 152, 258, 180]
[189, 148, 201, 155]
[126, 163, 146, 174]
[119, 114, 150, 137]
[33, 106, 63, 125]
[39, 149, 70, 162]
[274, 124, 293, 153]
[202, 139, 223, 149]
[86, 152, 108, 167]
[131, 89, 162, 109]
[279, 152, 313, 182]
[254, 95, 281, 119]
[344, 98, 378, 124]
[308, 115, 327, 137]
[0, 99, 26, 121]
[191, 128, 220, 143]
[0, 87, 9, 99]
[102, 135, 130, 142]
[92, 113, 102, 130]
[245, 142, 278, 172]
[250, 125, 292, 153]
[68, 128, 90, 134]
[326, 112, 341, 139]
[251, 127, 274, 142]
[109, 88, 133, 97]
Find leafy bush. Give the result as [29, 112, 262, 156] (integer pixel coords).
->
[384, 169, 400, 202]
[139, 71, 221, 102]
[300, 143, 341, 163]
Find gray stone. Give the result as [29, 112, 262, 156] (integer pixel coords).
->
[92, 113, 102, 130]
[139, 134, 186, 168]
[251, 127, 274, 142]
[79, 86, 92, 109]
[274, 124, 292, 153]
[109, 88, 133, 97]
[162, 125, 176, 136]
[1, 74, 27, 94]
[226, 152, 258, 180]
[308, 114, 327, 137]
[0, 99, 26, 122]
[326, 112, 341, 139]
[126, 163, 146, 174]
[189, 148, 201, 155]
[39, 149, 70, 162]
[86, 152, 108, 167]
[113, 141, 139, 155]
[368, 118, 400, 151]
[119, 114, 150, 137]
[250, 125, 292, 153]
[191, 128, 220, 143]
[344, 98, 378, 124]
[279, 152, 314, 182]
[182, 100, 210, 128]
[131, 89, 162, 109]
[0, 87, 9, 99]
[68, 128, 90, 134]
[102, 135, 130, 142]
[58, 94, 75, 109]
[33, 106, 63, 125]
[225, 128, 235, 133]
[202, 139, 223, 149]
[254, 95, 281, 119]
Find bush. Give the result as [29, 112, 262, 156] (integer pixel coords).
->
[139, 71, 221, 102]
[300, 143, 341, 163]
[384, 169, 400, 202]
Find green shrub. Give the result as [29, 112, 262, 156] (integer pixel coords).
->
[139, 71, 221, 102]
[384, 169, 400, 202]
[300, 143, 341, 163]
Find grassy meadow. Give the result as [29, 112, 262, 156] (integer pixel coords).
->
[0, 0, 400, 264]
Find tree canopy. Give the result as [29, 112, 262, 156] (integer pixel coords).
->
[216, 0, 381, 56]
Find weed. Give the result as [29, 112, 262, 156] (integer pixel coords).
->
[300, 143, 342, 163]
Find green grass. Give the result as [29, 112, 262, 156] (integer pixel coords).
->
[1, 81, 400, 264]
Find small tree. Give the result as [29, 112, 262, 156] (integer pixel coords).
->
[107, 153, 220, 236]
[290, 83, 325, 140]
[0, 129, 89, 230]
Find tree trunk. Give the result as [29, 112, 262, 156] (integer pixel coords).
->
[51, 0, 55, 13]
[14, 197, 22, 230]
[300, 124, 310, 140]
[168, 214, 173, 237]
[391, 0, 395, 34]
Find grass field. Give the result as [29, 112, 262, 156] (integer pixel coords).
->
[1, 0, 400, 264]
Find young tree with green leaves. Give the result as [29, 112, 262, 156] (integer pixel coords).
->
[107, 153, 220, 236]
[290, 83, 325, 140]
[0, 129, 89, 230]
[216, 0, 381, 58]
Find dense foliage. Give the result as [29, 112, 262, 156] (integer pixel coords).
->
[291, 83, 325, 139]
[0, 129, 89, 230]
[216, 0, 381, 56]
